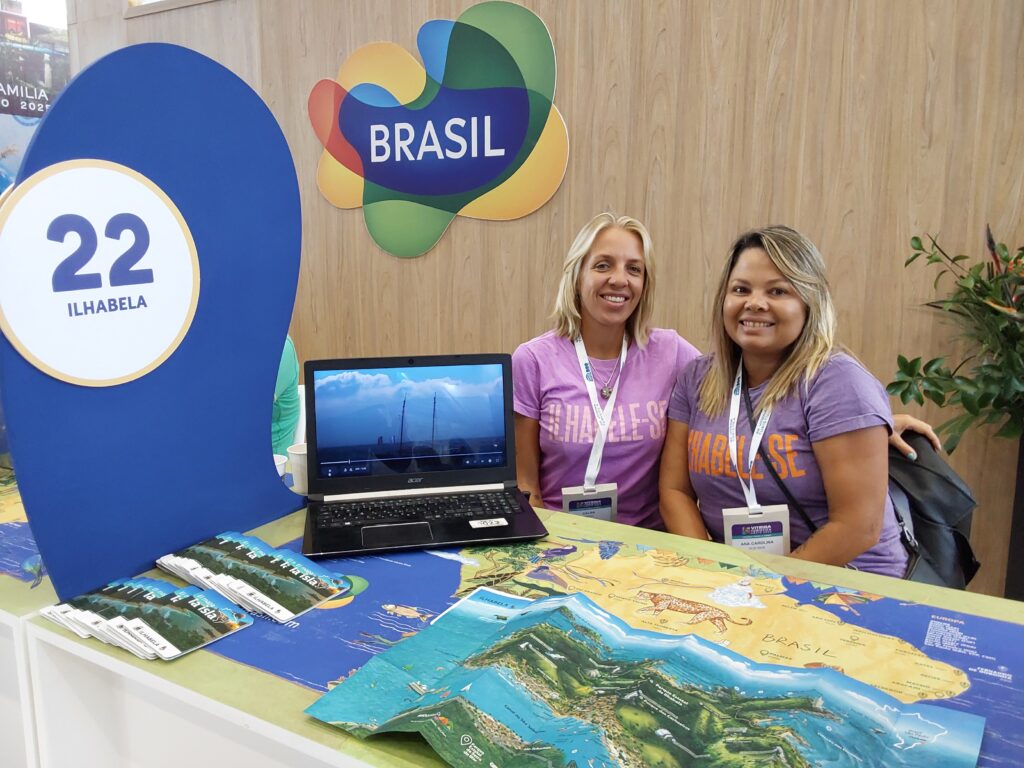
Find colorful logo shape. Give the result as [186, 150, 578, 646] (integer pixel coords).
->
[308, 1, 568, 258]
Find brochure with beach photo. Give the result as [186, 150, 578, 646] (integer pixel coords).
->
[102, 578, 175, 659]
[131, 587, 254, 659]
[62, 578, 162, 658]
[158, 539, 295, 620]
[157, 532, 352, 623]
[41, 578, 253, 661]
[218, 532, 349, 596]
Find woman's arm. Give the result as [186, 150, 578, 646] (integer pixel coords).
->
[790, 425, 889, 567]
[659, 419, 710, 539]
[514, 414, 543, 506]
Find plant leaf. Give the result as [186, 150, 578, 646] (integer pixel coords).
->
[995, 418, 1024, 440]
[937, 412, 978, 454]
[960, 391, 980, 415]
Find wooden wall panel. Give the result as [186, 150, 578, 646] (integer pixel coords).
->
[68, 0, 259, 87]
[66, 0, 1024, 596]
[66, 0, 128, 72]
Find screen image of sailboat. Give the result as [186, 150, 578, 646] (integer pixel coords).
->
[311, 362, 509, 479]
[371, 390, 487, 474]
[371, 392, 450, 473]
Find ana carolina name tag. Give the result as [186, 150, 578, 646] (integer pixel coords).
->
[561, 483, 618, 523]
[722, 504, 790, 555]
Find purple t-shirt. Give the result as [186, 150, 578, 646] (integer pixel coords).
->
[667, 353, 908, 577]
[513, 329, 700, 529]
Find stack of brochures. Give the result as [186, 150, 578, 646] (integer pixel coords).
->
[42, 578, 252, 660]
[41, 533, 352, 661]
[157, 531, 352, 623]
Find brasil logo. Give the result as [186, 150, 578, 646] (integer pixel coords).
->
[308, 1, 568, 258]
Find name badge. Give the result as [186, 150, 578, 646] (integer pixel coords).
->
[561, 482, 618, 523]
[722, 504, 790, 555]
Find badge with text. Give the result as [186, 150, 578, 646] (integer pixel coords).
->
[562, 482, 618, 523]
[722, 504, 790, 555]
[0, 158, 199, 386]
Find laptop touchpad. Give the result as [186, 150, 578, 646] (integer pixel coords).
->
[362, 522, 434, 549]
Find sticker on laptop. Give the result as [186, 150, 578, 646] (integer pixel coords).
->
[469, 518, 509, 528]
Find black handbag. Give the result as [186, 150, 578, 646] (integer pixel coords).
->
[743, 389, 979, 587]
[888, 431, 980, 589]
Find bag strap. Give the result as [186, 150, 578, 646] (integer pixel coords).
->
[887, 481, 920, 552]
[742, 386, 818, 533]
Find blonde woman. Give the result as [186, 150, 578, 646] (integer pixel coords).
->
[513, 213, 700, 529]
[659, 226, 910, 575]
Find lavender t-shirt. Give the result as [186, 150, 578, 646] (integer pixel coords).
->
[513, 329, 700, 529]
[668, 354, 908, 577]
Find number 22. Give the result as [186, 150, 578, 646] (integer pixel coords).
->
[50, 213, 154, 293]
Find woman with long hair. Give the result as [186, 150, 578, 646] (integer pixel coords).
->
[659, 226, 909, 575]
[513, 213, 700, 529]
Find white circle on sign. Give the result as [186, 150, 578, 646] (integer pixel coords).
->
[0, 159, 199, 386]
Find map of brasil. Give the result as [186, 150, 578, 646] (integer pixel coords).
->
[456, 540, 970, 703]
[200, 526, 1024, 765]
[306, 589, 986, 768]
[4, 493, 1018, 764]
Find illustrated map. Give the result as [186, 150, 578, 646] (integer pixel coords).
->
[206, 533, 1024, 765]
[307, 588, 986, 767]
[3, 497, 1023, 764]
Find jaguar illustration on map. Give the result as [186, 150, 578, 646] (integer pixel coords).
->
[307, 589, 986, 768]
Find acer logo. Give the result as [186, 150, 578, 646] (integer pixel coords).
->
[407, 478, 423, 484]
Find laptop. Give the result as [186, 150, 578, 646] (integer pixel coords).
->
[300, 353, 548, 558]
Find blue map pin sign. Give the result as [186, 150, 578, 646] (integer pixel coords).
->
[0, 43, 303, 600]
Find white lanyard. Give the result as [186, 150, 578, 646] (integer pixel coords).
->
[728, 365, 772, 508]
[573, 336, 628, 490]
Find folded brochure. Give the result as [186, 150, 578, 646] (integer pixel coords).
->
[306, 588, 986, 768]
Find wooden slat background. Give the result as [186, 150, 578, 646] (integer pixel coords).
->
[67, 0, 1024, 596]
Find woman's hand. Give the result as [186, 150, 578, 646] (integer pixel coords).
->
[889, 414, 942, 460]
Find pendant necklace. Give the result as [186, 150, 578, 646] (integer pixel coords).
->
[599, 363, 619, 399]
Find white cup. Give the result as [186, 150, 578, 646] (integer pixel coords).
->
[287, 442, 308, 495]
[273, 454, 287, 477]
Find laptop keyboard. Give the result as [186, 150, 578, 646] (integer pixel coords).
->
[316, 490, 523, 529]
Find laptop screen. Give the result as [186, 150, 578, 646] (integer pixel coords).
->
[311, 362, 507, 482]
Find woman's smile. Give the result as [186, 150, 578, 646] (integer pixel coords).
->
[723, 247, 807, 367]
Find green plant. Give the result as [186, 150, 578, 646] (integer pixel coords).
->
[887, 227, 1024, 452]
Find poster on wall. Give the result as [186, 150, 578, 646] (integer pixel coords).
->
[0, 0, 68, 193]
[0, 0, 68, 467]
[308, 0, 569, 258]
